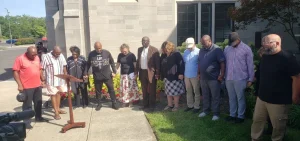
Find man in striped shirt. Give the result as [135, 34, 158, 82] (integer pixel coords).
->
[42, 46, 68, 120]
[224, 32, 255, 123]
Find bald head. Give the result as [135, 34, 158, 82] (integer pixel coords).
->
[94, 41, 102, 53]
[262, 34, 281, 55]
[52, 46, 62, 58]
[201, 35, 212, 48]
[142, 36, 150, 48]
[26, 46, 38, 60]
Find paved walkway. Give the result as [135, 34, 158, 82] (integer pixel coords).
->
[0, 81, 156, 141]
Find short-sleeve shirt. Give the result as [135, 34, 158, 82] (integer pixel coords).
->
[12, 54, 41, 89]
[198, 44, 225, 80]
[117, 52, 136, 75]
[42, 52, 67, 86]
[183, 47, 200, 78]
[258, 51, 300, 104]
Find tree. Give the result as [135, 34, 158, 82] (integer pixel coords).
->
[0, 15, 46, 39]
[31, 25, 46, 38]
[228, 0, 300, 50]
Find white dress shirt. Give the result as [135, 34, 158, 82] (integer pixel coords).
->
[141, 47, 148, 69]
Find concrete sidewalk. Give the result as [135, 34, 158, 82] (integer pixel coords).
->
[0, 81, 156, 141]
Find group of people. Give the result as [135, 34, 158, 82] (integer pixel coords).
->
[13, 32, 300, 141]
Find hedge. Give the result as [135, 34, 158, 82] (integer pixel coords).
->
[15, 38, 35, 45]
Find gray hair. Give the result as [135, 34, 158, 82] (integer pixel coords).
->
[120, 43, 130, 51]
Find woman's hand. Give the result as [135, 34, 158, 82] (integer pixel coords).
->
[178, 75, 184, 80]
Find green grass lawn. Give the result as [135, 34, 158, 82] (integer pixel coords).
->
[146, 110, 300, 141]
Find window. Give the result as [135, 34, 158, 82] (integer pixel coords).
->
[201, 4, 212, 37]
[108, 0, 137, 2]
[177, 4, 198, 45]
[214, 3, 235, 42]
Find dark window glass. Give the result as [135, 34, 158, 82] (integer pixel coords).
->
[201, 3, 212, 38]
[177, 3, 198, 45]
[214, 3, 235, 42]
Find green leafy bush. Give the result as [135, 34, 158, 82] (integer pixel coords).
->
[15, 38, 35, 45]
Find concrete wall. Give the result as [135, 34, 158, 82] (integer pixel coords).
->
[88, 0, 177, 59]
[45, 0, 300, 60]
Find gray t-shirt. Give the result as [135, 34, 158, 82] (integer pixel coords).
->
[198, 44, 225, 80]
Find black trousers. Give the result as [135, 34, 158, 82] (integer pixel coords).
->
[74, 84, 89, 106]
[23, 87, 42, 119]
[94, 79, 116, 102]
[140, 70, 157, 108]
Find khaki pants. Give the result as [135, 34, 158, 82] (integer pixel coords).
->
[184, 77, 201, 109]
[251, 98, 289, 141]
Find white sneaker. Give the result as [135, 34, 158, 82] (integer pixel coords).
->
[212, 116, 220, 121]
[198, 112, 207, 118]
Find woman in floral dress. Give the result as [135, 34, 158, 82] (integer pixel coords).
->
[116, 44, 140, 107]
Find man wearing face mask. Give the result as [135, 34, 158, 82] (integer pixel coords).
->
[13, 46, 48, 129]
[87, 41, 119, 111]
[135, 36, 160, 112]
[251, 34, 300, 141]
[224, 32, 255, 123]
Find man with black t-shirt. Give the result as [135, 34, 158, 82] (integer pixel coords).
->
[251, 34, 300, 141]
[87, 41, 119, 110]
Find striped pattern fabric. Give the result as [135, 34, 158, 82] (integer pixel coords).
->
[224, 41, 255, 82]
[42, 52, 67, 86]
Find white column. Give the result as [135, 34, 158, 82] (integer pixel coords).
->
[212, 2, 215, 43]
[198, 3, 201, 43]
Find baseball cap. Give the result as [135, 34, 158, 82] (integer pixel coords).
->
[228, 32, 240, 46]
[185, 37, 195, 48]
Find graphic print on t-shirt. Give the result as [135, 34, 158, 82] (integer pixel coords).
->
[91, 54, 110, 69]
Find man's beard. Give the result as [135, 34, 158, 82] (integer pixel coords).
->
[263, 45, 277, 55]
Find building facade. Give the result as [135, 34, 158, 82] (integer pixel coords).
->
[45, 0, 300, 58]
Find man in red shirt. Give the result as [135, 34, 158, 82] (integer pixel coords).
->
[13, 46, 48, 129]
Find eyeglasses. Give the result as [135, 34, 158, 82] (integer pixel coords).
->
[262, 41, 277, 45]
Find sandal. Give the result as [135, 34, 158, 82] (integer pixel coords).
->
[59, 110, 67, 114]
[164, 106, 173, 111]
[54, 115, 61, 120]
[172, 107, 178, 112]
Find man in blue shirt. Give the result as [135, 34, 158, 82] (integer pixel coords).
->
[197, 35, 225, 121]
[183, 37, 201, 113]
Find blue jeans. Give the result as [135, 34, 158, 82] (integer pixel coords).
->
[225, 80, 247, 119]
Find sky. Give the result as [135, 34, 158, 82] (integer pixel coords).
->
[0, 0, 46, 17]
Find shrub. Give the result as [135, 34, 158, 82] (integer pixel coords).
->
[87, 74, 165, 100]
[15, 38, 35, 45]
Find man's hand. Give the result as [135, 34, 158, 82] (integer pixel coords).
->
[18, 85, 24, 92]
[178, 75, 184, 80]
[41, 81, 46, 88]
[112, 73, 116, 77]
[197, 74, 200, 80]
[217, 75, 224, 82]
[247, 81, 252, 87]
[293, 94, 300, 104]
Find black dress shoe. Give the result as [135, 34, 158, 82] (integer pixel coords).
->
[112, 102, 119, 110]
[35, 117, 49, 122]
[192, 109, 201, 114]
[139, 106, 149, 110]
[95, 103, 102, 111]
[235, 118, 245, 123]
[225, 116, 236, 122]
[184, 107, 194, 112]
